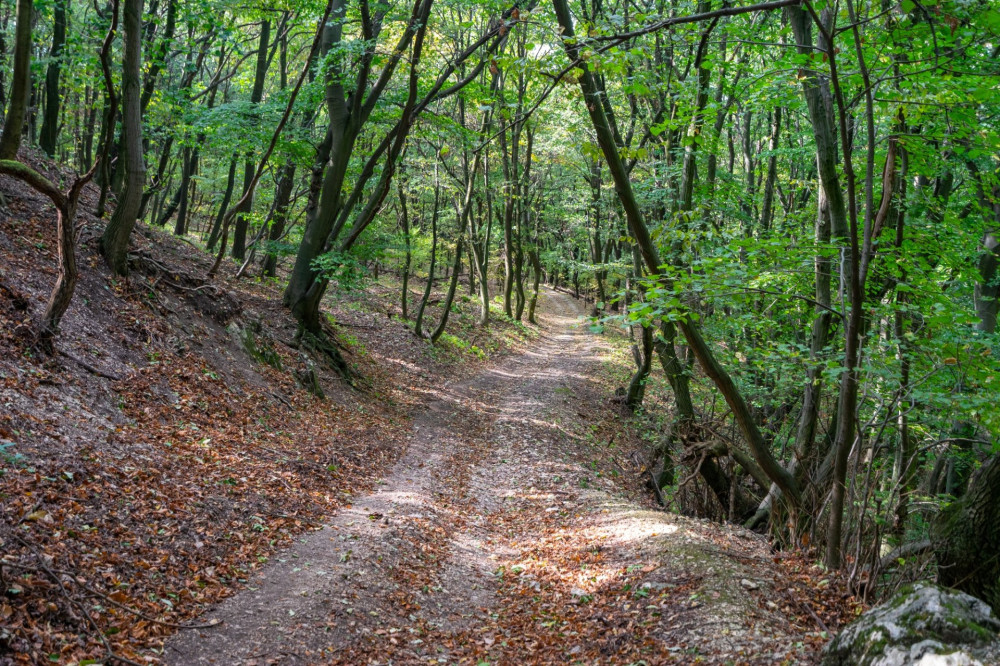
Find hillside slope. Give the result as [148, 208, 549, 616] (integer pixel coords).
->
[0, 151, 855, 665]
[0, 150, 536, 665]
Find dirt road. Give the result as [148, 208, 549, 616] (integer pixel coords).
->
[164, 290, 817, 665]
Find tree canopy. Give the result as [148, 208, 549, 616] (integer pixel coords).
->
[2, 0, 1000, 604]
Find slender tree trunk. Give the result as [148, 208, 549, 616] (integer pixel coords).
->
[82, 85, 96, 170]
[39, 0, 67, 156]
[231, 18, 272, 261]
[502, 195, 516, 317]
[94, 0, 120, 217]
[173, 147, 198, 236]
[206, 155, 238, 251]
[398, 176, 411, 319]
[0, 0, 33, 160]
[513, 208, 527, 321]
[0, 12, 8, 117]
[231, 159, 254, 259]
[431, 147, 482, 340]
[527, 249, 541, 324]
[679, 9, 713, 212]
[626, 324, 654, 410]
[431, 232, 464, 342]
[100, 0, 144, 275]
[786, 5, 858, 567]
[158, 145, 194, 230]
[759, 107, 782, 231]
[414, 174, 440, 338]
[138, 0, 176, 113]
[261, 162, 295, 277]
[890, 138, 915, 537]
[467, 244, 476, 295]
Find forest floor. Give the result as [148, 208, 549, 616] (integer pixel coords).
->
[0, 153, 856, 666]
[162, 291, 846, 666]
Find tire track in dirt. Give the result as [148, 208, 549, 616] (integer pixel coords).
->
[162, 289, 597, 664]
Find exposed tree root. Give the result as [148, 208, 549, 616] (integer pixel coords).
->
[294, 326, 353, 383]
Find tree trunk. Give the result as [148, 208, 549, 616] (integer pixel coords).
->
[414, 175, 440, 338]
[82, 85, 96, 170]
[206, 155, 238, 251]
[430, 233, 464, 342]
[94, 0, 119, 218]
[759, 107, 782, 231]
[431, 147, 482, 341]
[787, 4, 858, 569]
[261, 162, 295, 277]
[173, 147, 197, 236]
[502, 195, 515, 317]
[398, 177, 411, 319]
[934, 453, 1000, 609]
[0, 160, 96, 347]
[100, 0, 144, 275]
[231, 18, 271, 261]
[527, 249, 541, 324]
[39, 0, 67, 156]
[138, 0, 176, 114]
[513, 209, 527, 321]
[625, 324, 653, 410]
[0, 0, 33, 160]
[892, 143, 915, 537]
[283, 0, 366, 331]
[231, 159, 255, 260]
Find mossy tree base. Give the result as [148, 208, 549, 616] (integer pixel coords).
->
[294, 327, 352, 383]
[934, 453, 1000, 610]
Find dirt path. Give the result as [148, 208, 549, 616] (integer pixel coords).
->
[162, 290, 596, 664]
[163, 289, 820, 665]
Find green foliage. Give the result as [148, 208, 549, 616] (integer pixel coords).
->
[0, 441, 25, 473]
[311, 252, 369, 294]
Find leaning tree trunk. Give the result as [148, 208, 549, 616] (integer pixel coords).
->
[0, 0, 33, 160]
[934, 453, 1000, 610]
[0, 159, 97, 348]
[430, 232, 464, 343]
[100, 0, 144, 275]
[553, 0, 801, 511]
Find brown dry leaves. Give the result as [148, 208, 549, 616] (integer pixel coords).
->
[1, 343, 408, 664]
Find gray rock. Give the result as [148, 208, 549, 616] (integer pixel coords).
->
[822, 583, 1000, 666]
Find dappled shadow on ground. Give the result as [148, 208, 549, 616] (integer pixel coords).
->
[162, 289, 834, 665]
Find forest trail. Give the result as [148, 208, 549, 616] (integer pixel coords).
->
[163, 289, 814, 665]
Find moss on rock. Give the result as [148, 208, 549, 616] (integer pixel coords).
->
[822, 583, 1000, 666]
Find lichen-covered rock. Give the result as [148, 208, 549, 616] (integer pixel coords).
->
[822, 583, 1000, 666]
